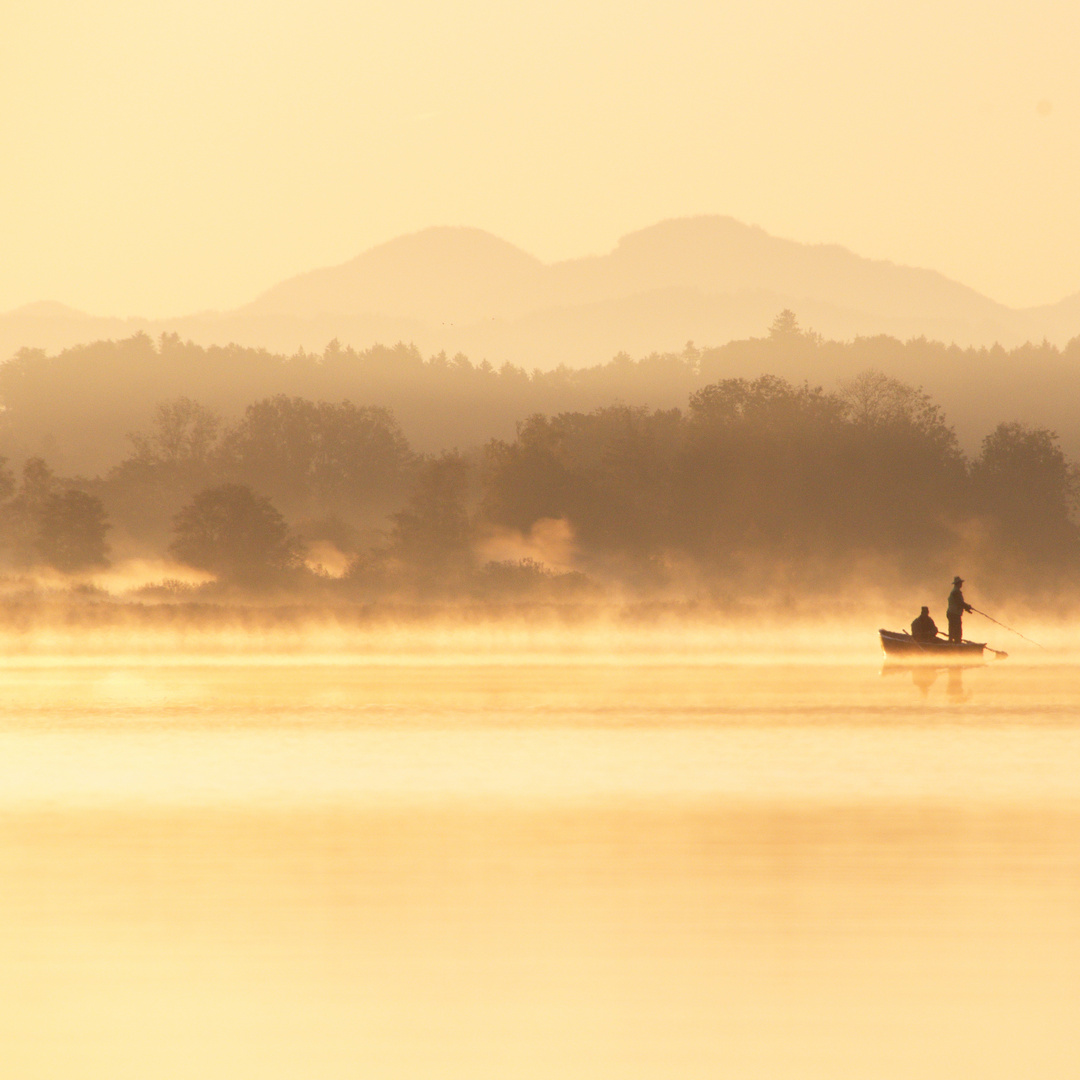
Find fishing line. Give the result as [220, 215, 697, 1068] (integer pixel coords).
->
[970, 607, 1045, 649]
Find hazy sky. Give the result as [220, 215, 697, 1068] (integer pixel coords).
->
[2, 0, 1077, 316]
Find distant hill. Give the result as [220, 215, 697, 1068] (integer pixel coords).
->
[0, 302, 145, 358]
[3, 216, 1080, 365]
[244, 227, 547, 324]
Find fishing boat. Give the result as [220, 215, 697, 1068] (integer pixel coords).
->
[878, 629, 998, 662]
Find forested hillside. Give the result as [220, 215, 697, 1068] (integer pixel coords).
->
[0, 317, 1075, 607]
[3, 315, 1080, 477]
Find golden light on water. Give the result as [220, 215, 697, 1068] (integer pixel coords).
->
[1, 622, 1078, 1078]
[4, 804, 1077, 1080]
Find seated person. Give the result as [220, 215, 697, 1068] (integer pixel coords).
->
[911, 606, 939, 642]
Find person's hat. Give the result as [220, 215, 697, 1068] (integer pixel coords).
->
[952, 576, 964, 585]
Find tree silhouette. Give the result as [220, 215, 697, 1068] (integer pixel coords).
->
[126, 397, 222, 474]
[838, 370, 949, 440]
[3, 458, 59, 566]
[36, 490, 110, 572]
[387, 453, 473, 579]
[972, 422, 1079, 571]
[769, 309, 801, 340]
[219, 395, 415, 515]
[170, 484, 301, 582]
[483, 406, 682, 564]
[835, 369, 965, 565]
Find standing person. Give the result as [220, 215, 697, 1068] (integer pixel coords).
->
[947, 576, 972, 643]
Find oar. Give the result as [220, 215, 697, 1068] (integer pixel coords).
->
[935, 630, 1008, 659]
[970, 607, 1044, 650]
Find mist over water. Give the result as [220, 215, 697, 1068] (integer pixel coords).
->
[1, 622, 1077, 1079]
[6, 0, 1080, 1071]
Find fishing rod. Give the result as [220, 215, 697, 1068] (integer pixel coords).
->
[970, 607, 1045, 649]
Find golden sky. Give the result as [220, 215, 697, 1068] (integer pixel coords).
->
[2, 0, 1077, 316]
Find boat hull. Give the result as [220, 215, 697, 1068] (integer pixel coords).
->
[879, 629, 986, 663]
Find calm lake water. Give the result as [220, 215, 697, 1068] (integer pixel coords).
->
[1, 623, 1078, 1078]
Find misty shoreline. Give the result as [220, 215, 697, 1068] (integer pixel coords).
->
[1, 318, 1078, 616]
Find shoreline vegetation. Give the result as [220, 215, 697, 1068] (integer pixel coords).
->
[1, 313, 1078, 616]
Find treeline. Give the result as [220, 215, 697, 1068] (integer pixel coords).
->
[3, 314, 1080, 478]
[1, 365, 1075, 606]
[476, 373, 1079, 602]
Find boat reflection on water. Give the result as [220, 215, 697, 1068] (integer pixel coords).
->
[881, 661, 973, 701]
[878, 626, 1005, 701]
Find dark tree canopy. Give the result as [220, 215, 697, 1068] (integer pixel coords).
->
[972, 422, 1078, 566]
[170, 484, 301, 582]
[36, 490, 110, 572]
[125, 397, 222, 474]
[219, 395, 415, 516]
[483, 406, 683, 564]
[479, 372, 1078, 593]
[387, 453, 473, 579]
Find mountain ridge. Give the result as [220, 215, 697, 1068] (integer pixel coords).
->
[3, 216, 1079, 364]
